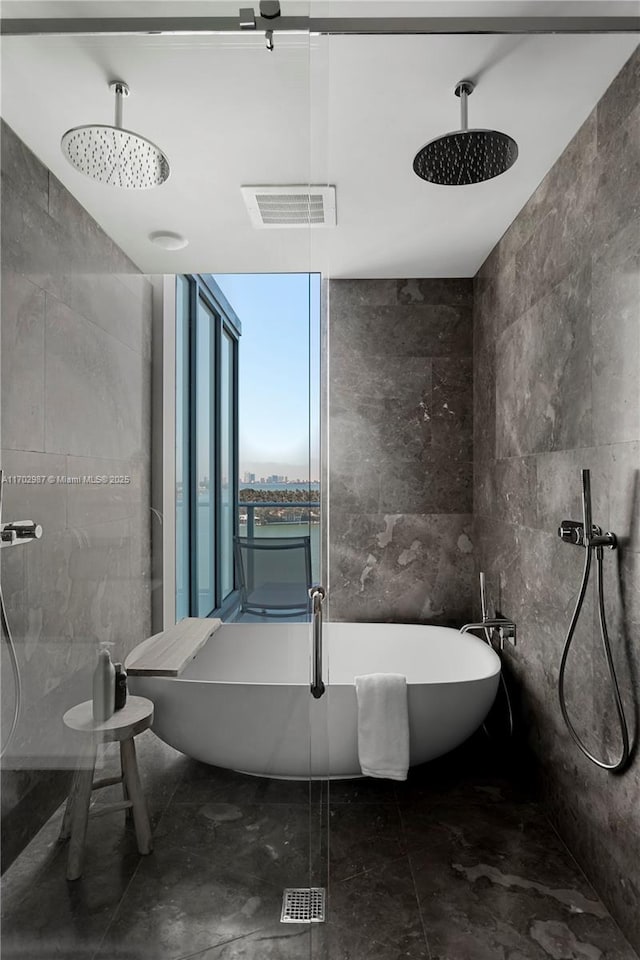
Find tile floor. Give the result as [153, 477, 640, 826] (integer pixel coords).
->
[1, 732, 637, 960]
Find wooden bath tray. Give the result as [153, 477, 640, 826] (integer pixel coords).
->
[125, 617, 221, 677]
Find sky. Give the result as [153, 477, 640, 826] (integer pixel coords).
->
[213, 273, 320, 481]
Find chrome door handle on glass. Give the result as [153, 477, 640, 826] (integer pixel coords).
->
[309, 585, 326, 700]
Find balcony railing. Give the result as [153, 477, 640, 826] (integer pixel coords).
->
[238, 501, 319, 538]
[237, 500, 320, 584]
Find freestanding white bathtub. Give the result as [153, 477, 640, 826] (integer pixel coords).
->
[126, 622, 500, 779]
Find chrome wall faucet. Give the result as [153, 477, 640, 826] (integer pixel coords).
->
[460, 571, 517, 649]
[460, 617, 516, 650]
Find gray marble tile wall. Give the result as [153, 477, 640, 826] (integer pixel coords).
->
[473, 47, 640, 952]
[328, 278, 474, 625]
[0, 121, 153, 869]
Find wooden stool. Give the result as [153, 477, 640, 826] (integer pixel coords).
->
[59, 696, 154, 880]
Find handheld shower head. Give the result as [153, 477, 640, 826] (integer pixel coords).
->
[61, 81, 170, 189]
[413, 80, 518, 186]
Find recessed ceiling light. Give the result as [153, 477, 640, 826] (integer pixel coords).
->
[149, 230, 189, 250]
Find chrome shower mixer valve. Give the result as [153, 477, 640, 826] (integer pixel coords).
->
[558, 520, 617, 549]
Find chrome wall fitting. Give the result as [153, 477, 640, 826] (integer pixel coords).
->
[260, 1, 281, 19]
[0, 519, 43, 548]
[558, 521, 616, 549]
[239, 7, 256, 29]
[460, 616, 517, 650]
[240, 3, 279, 46]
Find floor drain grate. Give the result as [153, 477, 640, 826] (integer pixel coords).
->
[280, 887, 326, 923]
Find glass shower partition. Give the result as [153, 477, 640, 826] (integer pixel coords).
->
[166, 13, 331, 960]
[207, 267, 328, 955]
[0, 6, 330, 959]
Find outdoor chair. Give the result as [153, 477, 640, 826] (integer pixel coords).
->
[233, 535, 312, 619]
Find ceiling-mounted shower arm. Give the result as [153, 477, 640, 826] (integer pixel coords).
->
[455, 79, 474, 132]
[110, 81, 129, 130]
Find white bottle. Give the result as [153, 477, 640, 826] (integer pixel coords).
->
[92, 648, 116, 722]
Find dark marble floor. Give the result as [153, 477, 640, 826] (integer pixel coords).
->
[1, 732, 637, 960]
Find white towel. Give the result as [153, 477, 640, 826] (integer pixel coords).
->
[355, 673, 410, 781]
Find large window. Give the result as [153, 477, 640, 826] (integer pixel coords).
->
[213, 273, 321, 583]
[176, 275, 241, 619]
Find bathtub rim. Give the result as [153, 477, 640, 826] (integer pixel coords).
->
[180, 621, 502, 686]
[141, 664, 502, 688]
[127, 620, 503, 687]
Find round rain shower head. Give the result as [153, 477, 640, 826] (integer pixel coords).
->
[61, 82, 170, 189]
[413, 129, 518, 185]
[413, 80, 518, 186]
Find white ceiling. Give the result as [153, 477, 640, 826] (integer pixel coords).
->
[1, 4, 638, 276]
[2, 2, 639, 17]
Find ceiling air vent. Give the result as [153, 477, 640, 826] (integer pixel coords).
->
[241, 185, 336, 228]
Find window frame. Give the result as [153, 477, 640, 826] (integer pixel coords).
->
[178, 274, 241, 619]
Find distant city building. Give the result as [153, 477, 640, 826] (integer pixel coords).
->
[240, 473, 317, 485]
